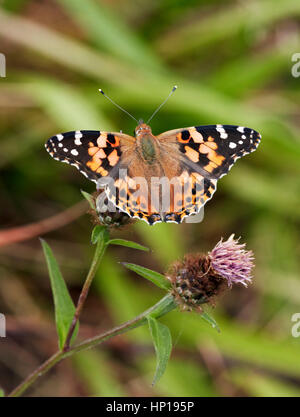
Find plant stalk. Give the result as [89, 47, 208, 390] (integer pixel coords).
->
[63, 228, 109, 350]
[8, 293, 177, 397]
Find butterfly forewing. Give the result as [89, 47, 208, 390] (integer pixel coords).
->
[45, 130, 135, 183]
[159, 124, 261, 179]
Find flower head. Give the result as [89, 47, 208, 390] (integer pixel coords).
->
[168, 234, 254, 312]
[168, 254, 226, 311]
[208, 234, 254, 287]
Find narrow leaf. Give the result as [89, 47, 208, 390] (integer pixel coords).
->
[0, 388, 4, 397]
[147, 316, 172, 385]
[81, 190, 96, 210]
[109, 239, 149, 252]
[41, 239, 77, 349]
[201, 312, 220, 333]
[91, 225, 109, 245]
[122, 263, 171, 290]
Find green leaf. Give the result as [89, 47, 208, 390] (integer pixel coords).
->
[108, 239, 149, 252]
[91, 225, 109, 245]
[0, 388, 4, 397]
[147, 316, 172, 386]
[81, 190, 96, 210]
[41, 239, 78, 350]
[122, 263, 171, 290]
[201, 312, 220, 333]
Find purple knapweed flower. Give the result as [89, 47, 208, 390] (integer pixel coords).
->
[208, 234, 254, 287]
[168, 234, 255, 312]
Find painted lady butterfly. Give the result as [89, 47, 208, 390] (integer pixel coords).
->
[45, 90, 261, 225]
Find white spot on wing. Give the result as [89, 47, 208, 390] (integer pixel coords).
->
[56, 134, 64, 141]
[216, 124, 228, 139]
[71, 149, 79, 156]
[237, 126, 244, 133]
[229, 142, 237, 149]
[75, 131, 83, 145]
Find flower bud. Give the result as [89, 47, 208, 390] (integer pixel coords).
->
[88, 191, 134, 228]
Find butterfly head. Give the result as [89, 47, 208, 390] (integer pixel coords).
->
[135, 120, 152, 138]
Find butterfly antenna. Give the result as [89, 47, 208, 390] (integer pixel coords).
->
[98, 89, 138, 123]
[146, 85, 177, 124]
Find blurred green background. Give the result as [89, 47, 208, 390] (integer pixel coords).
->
[0, 0, 300, 397]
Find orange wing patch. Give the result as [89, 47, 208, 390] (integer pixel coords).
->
[87, 151, 104, 171]
[199, 143, 225, 166]
[184, 146, 199, 163]
[189, 127, 203, 143]
[107, 149, 119, 166]
[96, 133, 108, 147]
[85, 134, 122, 175]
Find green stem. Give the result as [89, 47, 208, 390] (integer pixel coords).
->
[63, 227, 110, 351]
[8, 293, 177, 397]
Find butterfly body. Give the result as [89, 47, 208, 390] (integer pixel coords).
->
[45, 121, 261, 225]
[140, 134, 157, 164]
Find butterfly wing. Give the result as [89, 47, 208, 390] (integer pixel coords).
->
[157, 124, 261, 222]
[45, 125, 261, 225]
[45, 130, 157, 222]
[45, 130, 135, 183]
